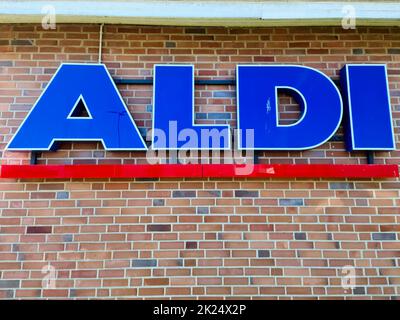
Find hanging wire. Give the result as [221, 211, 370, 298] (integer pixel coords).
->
[98, 23, 104, 63]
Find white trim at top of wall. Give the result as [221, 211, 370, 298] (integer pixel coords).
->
[0, 1, 399, 26]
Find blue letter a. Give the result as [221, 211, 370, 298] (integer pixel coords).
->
[7, 64, 147, 151]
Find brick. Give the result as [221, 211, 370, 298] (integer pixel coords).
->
[352, 48, 364, 54]
[152, 199, 165, 206]
[213, 91, 235, 98]
[196, 207, 209, 214]
[208, 113, 231, 120]
[131, 259, 157, 268]
[69, 289, 76, 298]
[173, 191, 196, 198]
[258, 250, 270, 258]
[185, 27, 206, 34]
[372, 233, 396, 241]
[144, 278, 169, 286]
[11, 39, 33, 45]
[186, 241, 197, 249]
[388, 48, 400, 54]
[329, 182, 354, 190]
[56, 192, 69, 199]
[26, 226, 52, 234]
[165, 41, 176, 48]
[279, 198, 304, 206]
[63, 234, 73, 242]
[196, 113, 207, 120]
[235, 190, 258, 197]
[0, 61, 12, 66]
[0, 280, 20, 289]
[147, 224, 171, 232]
[353, 287, 366, 295]
[295, 233, 307, 240]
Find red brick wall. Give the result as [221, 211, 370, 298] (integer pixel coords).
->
[0, 24, 399, 299]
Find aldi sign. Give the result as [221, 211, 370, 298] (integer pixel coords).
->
[7, 63, 395, 152]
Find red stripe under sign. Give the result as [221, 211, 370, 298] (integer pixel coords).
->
[0, 164, 398, 179]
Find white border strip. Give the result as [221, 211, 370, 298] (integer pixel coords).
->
[0, 1, 399, 26]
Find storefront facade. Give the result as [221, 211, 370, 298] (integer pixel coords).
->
[0, 1, 399, 299]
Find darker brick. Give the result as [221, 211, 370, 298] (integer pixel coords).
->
[352, 48, 364, 55]
[69, 289, 76, 298]
[195, 113, 207, 120]
[308, 49, 329, 55]
[213, 91, 235, 98]
[353, 287, 366, 295]
[165, 41, 176, 48]
[372, 233, 396, 241]
[153, 199, 165, 206]
[0, 280, 20, 289]
[197, 207, 209, 214]
[258, 250, 270, 258]
[329, 182, 354, 190]
[11, 39, 33, 45]
[44, 68, 57, 74]
[26, 226, 52, 234]
[63, 234, 73, 242]
[254, 56, 275, 62]
[56, 191, 69, 199]
[235, 190, 259, 197]
[139, 127, 147, 137]
[186, 242, 197, 249]
[388, 48, 400, 54]
[330, 134, 344, 142]
[0, 61, 12, 66]
[0, 40, 9, 45]
[208, 113, 231, 120]
[93, 151, 105, 158]
[173, 191, 196, 198]
[147, 224, 171, 232]
[131, 259, 157, 268]
[279, 198, 304, 206]
[295, 232, 307, 240]
[185, 27, 206, 34]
